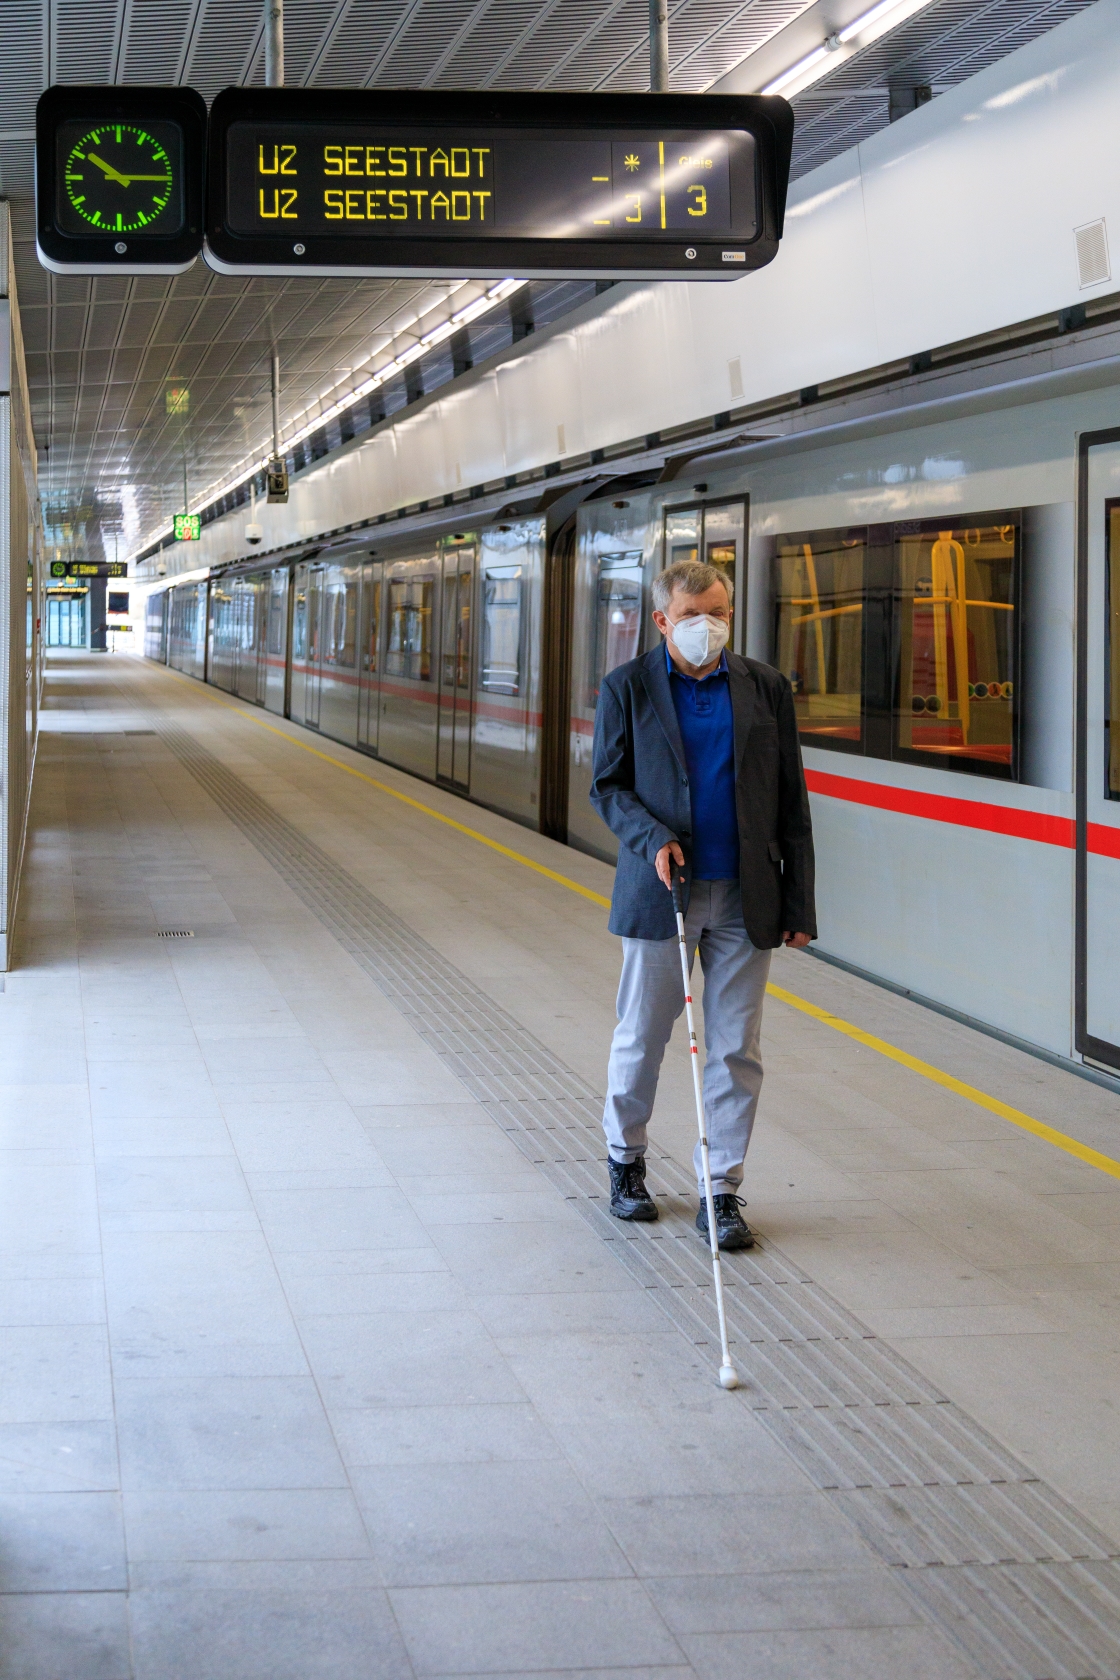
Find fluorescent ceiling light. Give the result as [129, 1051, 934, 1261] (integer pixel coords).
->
[762, 42, 833, 95]
[761, 0, 933, 96]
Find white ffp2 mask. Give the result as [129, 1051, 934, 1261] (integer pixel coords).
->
[670, 613, 729, 669]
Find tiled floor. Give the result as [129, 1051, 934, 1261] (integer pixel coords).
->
[4, 650, 1120, 1678]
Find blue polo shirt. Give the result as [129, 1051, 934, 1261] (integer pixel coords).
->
[666, 644, 740, 880]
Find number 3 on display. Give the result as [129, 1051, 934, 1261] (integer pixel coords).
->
[624, 193, 642, 224]
[687, 184, 707, 218]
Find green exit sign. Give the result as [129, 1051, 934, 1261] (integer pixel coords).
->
[174, 513, 201, 541]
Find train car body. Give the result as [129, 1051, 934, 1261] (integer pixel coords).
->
[144, 361, 1116, 1071]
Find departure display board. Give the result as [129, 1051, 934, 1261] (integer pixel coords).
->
[36, 86, 206, 275]
[206, 89, 793, 280]
[49, 561, 127, 578]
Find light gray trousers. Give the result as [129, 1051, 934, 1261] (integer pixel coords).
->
[602, 879, 772, 1195]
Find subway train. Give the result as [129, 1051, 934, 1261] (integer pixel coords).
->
[143, 334, 1120, 1082]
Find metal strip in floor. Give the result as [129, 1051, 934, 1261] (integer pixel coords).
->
[149, 709, 1120, 1680]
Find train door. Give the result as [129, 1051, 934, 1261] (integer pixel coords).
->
[317, 564, 360, 747]
[437, 543, 475, 790]
[290, 566, 309, 720]
[234, 577, 264, 705]
[208, 581, 234, 692]
[251, 576, 269, 705]
[47, 594, 86, 646]
[307, 567, 326, 728]
[1077, 435, 1120, 1070]
[662, 497, 748, 653]
[263, 569, 288, 715]
[380, 557, 438, 778]
[358, 560, 383, 754]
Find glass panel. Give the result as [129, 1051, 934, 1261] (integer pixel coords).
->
[1108, 501, 1120, 799]
[387, 578, 434, 679]
[593, 552, 644, 703]
[775, 529, 865, 745]
[364, 573, 381, 673]
[664, 508, 699, 566]
[239, 580, 256, 653]
[482, 568, 522, 694]
[307, 572, 324, 665]
[212, 586, 234, 644]
[895, 519, 1017, 773]
[267, 571, 285, 656]
[456, 567, 472, 689]
[292, 578, 308, 661]
[703, 501, 745, 651]
[441, 567, 458, 687]
[325, 581, 358, 667]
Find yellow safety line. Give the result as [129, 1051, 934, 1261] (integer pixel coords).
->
[766, 981, 1120, 1181]
[149, 664, 1120, 1182]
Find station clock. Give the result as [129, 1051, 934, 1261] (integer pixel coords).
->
[36, 85, 206, 274]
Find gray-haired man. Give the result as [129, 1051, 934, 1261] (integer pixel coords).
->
[590, 560, 816, 1248]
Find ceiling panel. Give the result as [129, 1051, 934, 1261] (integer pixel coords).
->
[0, 0, 1098, 562]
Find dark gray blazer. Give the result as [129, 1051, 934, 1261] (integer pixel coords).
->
[590, 646, 817, 947]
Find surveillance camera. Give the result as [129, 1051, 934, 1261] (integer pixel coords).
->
[245, 522, 263, 545]
[157, 565, 167, 577]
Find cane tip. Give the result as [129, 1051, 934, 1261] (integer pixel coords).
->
[719, 1364, 740, 1391]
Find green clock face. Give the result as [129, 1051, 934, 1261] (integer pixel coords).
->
[57, 119, 184, 237]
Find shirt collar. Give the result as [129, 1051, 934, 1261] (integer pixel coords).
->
[665, 643, 728, 682]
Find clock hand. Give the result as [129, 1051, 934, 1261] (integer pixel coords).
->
[116, 174, 172, 183]
[86, 152, 131, 186]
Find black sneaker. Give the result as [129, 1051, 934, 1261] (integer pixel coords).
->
[608, 1156, 659, 1222]
[696, 1194, 755, 1250]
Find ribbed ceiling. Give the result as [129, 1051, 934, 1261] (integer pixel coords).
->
[0, 0, 1098, 563]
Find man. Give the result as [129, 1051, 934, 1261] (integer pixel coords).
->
[590, 559, 816, 1250]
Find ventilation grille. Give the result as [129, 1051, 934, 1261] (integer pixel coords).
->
[1075, 219, 1111, 288]
[156, 929, 194, 938]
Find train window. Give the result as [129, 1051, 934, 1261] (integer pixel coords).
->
[237, 580, 256, 652]
[665, 509, 699, 565]
[213, 587, 233, 645]
[663, 499, 746, 651]
[440, 561, 473, 690]
[267, 571, 285, 656]
[365, 576, 381, 675]
[703, 502, 745, 650]
[387, 577, 433, 680]
[894, 517, 1019, 777]
[481, 567, 522, 695]
[593, 551, 644, 702]
[774, 529, 866, 749]
[326, 581, 357, 668]
[292, 581, 308, 662]
[1107, 500, 1120, 798]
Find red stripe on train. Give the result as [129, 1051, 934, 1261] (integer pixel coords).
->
[1090, 822, 1120, 859]
[806, 768, 1120, 857]
[804, 768, 1080, 848]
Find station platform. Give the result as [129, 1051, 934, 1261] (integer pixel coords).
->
[7, 649, 1120, 1680]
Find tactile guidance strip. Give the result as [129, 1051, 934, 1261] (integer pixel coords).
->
[156, 714, 1120, 1680]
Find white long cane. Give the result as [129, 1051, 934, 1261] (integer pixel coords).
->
[671, 869, 740, 1391]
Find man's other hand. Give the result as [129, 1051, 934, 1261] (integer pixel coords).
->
[782, 931, 812, 949]
[655, 841, 686, 889]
